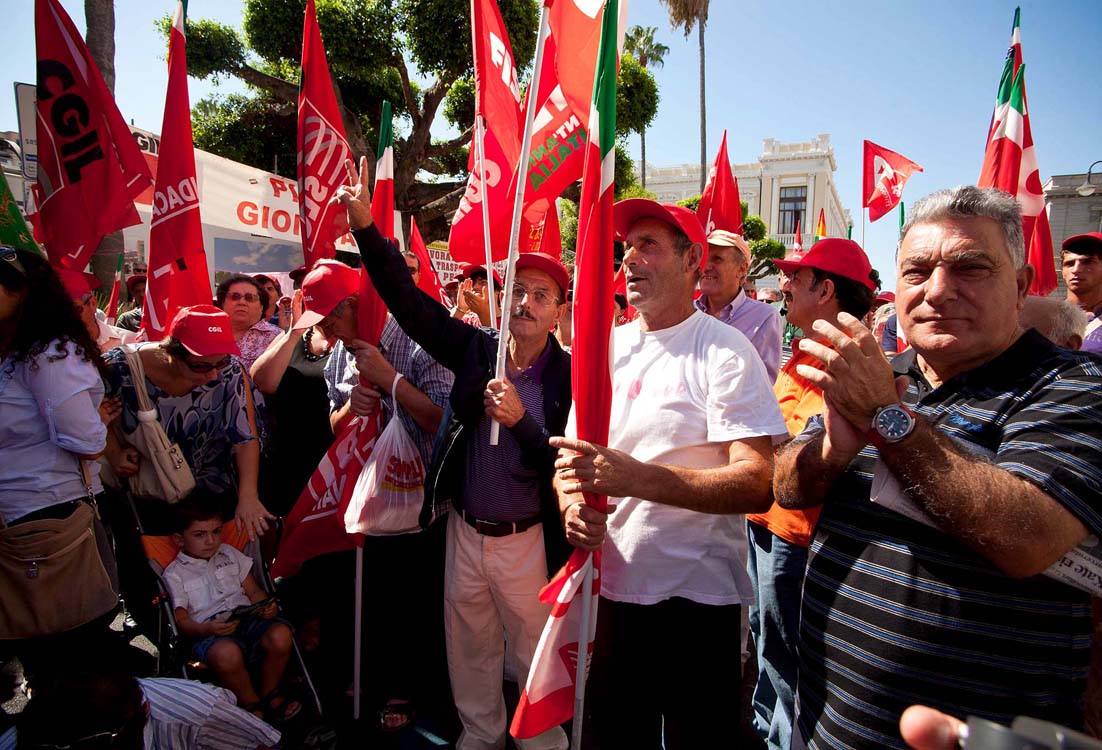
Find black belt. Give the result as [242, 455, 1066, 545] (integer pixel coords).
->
[459, 510, 541, 537]
[7, 499, 85, 527]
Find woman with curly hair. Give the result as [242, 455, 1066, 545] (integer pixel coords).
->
[0, 246, 120, 686]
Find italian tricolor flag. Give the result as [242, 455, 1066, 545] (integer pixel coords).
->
[371, 100, 396, 242]
[814, 208, 827, 243]
[509, 0, 626, 740]
[105, 252, 124, 325]
[978, 7, 1055, 296]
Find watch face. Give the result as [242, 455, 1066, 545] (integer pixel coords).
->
[876, 406, 913, 440]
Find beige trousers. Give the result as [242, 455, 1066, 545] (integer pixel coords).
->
[444, 513, 569, 750]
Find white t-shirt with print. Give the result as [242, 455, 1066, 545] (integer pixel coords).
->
[596, 310, 788, 606]
[163, 544, 254, 623]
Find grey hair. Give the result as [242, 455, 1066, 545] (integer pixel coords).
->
[1019, 296, 1088, 347]
[899, 186, 1025, 268]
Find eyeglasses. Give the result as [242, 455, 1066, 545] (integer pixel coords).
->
[511, 284, 561, 308]
[227, 292, 260, 303]
[1, 247, 26, 276]
[182, 355, 232, 373]
[316, 299, 350, 332]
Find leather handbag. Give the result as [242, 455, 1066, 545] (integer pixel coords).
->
[0, 471, 118, 640]
[120, 345, 196, 503]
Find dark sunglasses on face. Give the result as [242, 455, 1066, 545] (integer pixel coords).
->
[227, 292, 260, 303]
[182, 355, 232, 373]
[1, 246, 26, 276]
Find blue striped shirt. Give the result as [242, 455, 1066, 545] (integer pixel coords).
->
[794, 331, 1102, 750]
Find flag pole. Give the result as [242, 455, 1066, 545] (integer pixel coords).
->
[475, 115, 499, 329]
[353, 545, 363, 720]
[490, 3, 551, 446]
[899, 200, 905, 240]
[571, 560, 597, 748]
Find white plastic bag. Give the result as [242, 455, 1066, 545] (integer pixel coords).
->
[345, 373, 425, 535]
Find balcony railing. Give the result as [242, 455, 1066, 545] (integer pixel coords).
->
[771, 232, 811, 250]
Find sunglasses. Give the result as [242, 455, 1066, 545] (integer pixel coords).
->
[227, 292, 260, 303]
[182, 355, 232, 373]
[1, 247, 26, 276]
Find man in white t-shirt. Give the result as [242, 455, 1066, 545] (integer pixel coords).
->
[551, 199, 787, 749]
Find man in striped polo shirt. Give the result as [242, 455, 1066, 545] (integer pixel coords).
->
[776, 185, 1102, 749]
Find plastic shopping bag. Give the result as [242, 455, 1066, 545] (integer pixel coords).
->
[344, 373, 425, 535]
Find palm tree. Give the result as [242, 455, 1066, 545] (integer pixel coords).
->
[624, 26, 669, 190]
[85, 0, 125, 291]
[659, 0, 709, 192]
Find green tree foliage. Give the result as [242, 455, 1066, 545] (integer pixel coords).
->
[615, 55, 658, 138]
[741, 214, 766, 242]
[623, 25, 667, 189]
[170, 0, 540, 240]
[677, 195, 700, 211]
[748, 238, 786, 281]
[558, 199, 578, 262]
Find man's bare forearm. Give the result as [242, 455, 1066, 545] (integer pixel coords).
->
[630, 456, 774, 514]
[880, 419, 1088, 577]
[775, 432, 850, 510]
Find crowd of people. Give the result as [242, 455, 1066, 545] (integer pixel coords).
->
[1, 180, 1100, 749]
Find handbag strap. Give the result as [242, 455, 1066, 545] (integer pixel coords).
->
[239, 363, 261, 441]
[122, 344, 155, 414]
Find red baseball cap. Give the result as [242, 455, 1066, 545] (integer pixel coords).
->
[1062, 232, 1102, 254]
[875, 291, 896, 303]
[168, 305, 241, 356]
[515, 252, 570, 299]
[613, 199, 708, 251]
[458, 263, 504, 287]
[773, 238, 878, 291]
[125, 274, 146, 293]
[55, 267, 100, 301]
[295, 260, 360, 330]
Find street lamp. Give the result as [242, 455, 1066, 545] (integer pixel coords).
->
[1076, 161, 1102, 197]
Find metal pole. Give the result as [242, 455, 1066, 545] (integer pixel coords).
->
[353, 545, 363, 720]
[570, 561, 597, 749]
[490, 4, 551, 446]
[475, 115, 498, 329]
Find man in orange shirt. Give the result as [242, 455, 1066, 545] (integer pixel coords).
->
[745, 238, 878, 750]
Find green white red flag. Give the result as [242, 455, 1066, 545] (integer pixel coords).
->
[371, 101, 396, 242]
[33, 0, 152, 271]
[978, 7, 1055, 296]
[297, 0, 352, 268]
[140, 0, 212, 339]
[510, 0, 626, 738]
[105, 252, 123, 325]
[698, 130, 742, 235]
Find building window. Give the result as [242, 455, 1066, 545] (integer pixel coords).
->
[778, 186, 807, 234]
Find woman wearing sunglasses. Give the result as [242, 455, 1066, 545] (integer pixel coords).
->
[215, 274, 281, 371]
[101, 305, 275, 541]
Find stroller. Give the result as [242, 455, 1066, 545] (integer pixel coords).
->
[125, 491, 323, 717]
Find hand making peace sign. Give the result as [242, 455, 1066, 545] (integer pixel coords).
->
[329, 156, 375, 232]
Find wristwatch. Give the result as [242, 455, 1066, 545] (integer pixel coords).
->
[869, 403, 917, 446]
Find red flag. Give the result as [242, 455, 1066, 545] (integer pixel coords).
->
[34, 0, 151, 270]
[298, 0, 352, 268]
[511, 0, 622, 736]
[792, 219, 803, 253]
[272, 274, 388, 578]
[105, 252, 123, 325]
[409, 217, 450, 305]
[862, 140, 923, 223]
[141, 0, 212, 339]
[448, 0, 524, 265]
[697, 130, 742, 235]
[542, 202, 562, 258]
[613, 264, 636, 322]
[977, 9, 1055, 296]
[371, 102, 396, 242]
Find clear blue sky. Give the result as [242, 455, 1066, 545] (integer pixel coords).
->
[3, 0, 1100, 288]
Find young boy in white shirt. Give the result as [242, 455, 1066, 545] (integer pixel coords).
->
[163, 500, 299, 723]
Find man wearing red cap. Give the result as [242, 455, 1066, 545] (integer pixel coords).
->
[775, 186, 1102, 748]
[116, 274, 147, 332]
[1061, 232, 1102, 354]
[55, 267, 132, 352]
[333, 158, 572, 750]
[293, 257, 456, 732]
[745, 237, 877, 750]
[552, 199, 788, 749]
